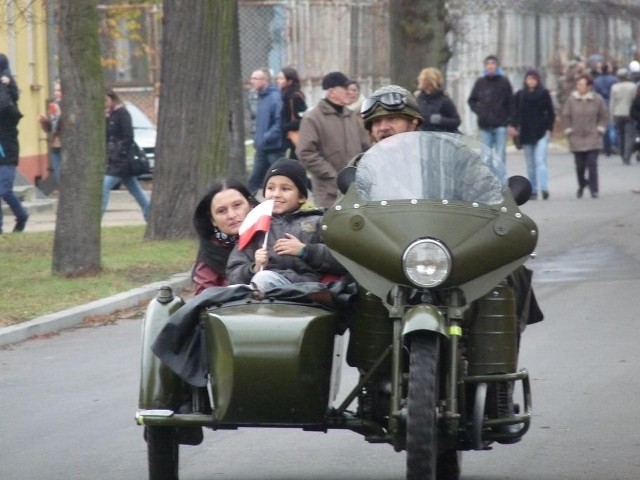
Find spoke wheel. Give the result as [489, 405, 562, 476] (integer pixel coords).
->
[147, 426, 179, 480]
[406, 333, 440, 480]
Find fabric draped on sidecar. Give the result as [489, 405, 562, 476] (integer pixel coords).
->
[151, 281, 357, 387]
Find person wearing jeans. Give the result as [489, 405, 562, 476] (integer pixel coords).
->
[510, 69, 556, 199]
[468, 55, 514, 167]
[102, 89, 150, 221]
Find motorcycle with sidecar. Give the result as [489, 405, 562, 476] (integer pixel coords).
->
[136, 131, 538, 480]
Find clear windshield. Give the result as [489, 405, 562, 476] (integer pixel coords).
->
[355, 132, 506, 205]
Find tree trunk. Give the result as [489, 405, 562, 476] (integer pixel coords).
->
[146, 0, 245, 239]
[52, 0, 105, 276]
[389, 0, 452, 92]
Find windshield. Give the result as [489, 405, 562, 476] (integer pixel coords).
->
[125, 102, 156, 130]
[355, 132, 506, 205]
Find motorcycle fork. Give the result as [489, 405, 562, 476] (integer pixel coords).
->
[443, 290, 465, 437]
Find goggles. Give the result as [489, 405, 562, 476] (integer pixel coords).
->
[361, 92, 410, 117]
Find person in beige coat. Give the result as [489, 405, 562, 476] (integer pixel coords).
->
[296, 71, 370, 208]
[562, 74, 609, 198]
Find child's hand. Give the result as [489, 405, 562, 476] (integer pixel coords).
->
[274, 233, 304, 256]
[254, 247, 268, 270]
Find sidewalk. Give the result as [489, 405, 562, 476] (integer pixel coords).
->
[0, 188, 192, 347]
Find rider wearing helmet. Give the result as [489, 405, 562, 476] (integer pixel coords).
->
[360, 85, 423, 142]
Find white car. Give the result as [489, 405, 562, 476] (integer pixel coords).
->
[125, 101, 156, 178]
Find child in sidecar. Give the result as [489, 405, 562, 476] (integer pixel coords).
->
[226, 158, 346, 291]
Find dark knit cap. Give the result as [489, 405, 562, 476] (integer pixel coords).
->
[524, 69, 541, 81]
[263, 158, 308, 198]
[484, 54, 499, 64]
[322, 71, 351, 89]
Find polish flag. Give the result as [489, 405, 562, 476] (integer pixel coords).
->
[238, 199, 274, 250]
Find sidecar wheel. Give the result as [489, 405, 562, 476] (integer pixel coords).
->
[406, 333, 440, 480]
[147, 426, 179, 480]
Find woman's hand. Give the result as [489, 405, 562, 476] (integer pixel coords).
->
[254, 247, 268, 270]
[274, 233, 305, 256]
[0, 75, 9, 85]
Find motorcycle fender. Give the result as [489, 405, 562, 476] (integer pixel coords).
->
[401, 304, 448, 338]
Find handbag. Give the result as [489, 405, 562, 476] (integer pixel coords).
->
[129, 141, 151, 176]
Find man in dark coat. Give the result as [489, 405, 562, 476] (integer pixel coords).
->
[467, 55, 514, 166]
[0, 53, 28, 233]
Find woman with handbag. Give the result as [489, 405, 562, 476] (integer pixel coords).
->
[276, 67, 307, 160]
[101, 89, 150, 221]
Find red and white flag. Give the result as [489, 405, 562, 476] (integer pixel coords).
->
[237, 199, 274, 250]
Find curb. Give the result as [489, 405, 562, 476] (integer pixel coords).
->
[0, 272, 192, 347]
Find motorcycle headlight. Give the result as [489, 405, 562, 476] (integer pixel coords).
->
[402, 239, 451, 288]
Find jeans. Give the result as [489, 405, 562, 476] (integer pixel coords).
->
[248, 149, 283, 193]
[522, 132, 550, 194]
[51, 148, 61, 183]
[102, 174, 150, 221]
[0, 165, 28, 231]
[479, 126, 508, 165]
[614, 116, 637, 164]
[250, 270, 291, 291]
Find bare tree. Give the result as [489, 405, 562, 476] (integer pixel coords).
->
[52, 0, 105, 276]
[145, 0, 246, 239]
[389, 0, 452, 91]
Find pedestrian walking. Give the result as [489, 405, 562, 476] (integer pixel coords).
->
[101, 89, 150, 221]
[0, 53, 28, 233]
[467, 55, 514, 166]
[415, 67, 461, 133]
[509, 69, 555, 200]
[593, 63, 618, 156]
[38, 80, 63, 183]
[562, 74, 608, 199]
[296, 71, 370, 208]
[275, 67, 307, 160]
[247, 68, 283, 193]
[610, 68, 638, 165]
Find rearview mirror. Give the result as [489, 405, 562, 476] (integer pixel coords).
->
[508, 175, 532, 206]
[337, 166, 357, 194]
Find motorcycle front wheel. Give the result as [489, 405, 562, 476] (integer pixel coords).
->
[406, 333, 440, 480]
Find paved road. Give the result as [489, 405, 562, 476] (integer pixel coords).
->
[2, 150, 640, 479]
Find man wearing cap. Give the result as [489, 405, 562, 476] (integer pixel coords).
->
[296, 71, 370, 208]
[467, 55, 514, 166]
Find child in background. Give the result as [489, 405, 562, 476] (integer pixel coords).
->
[226, 158, 344, 291]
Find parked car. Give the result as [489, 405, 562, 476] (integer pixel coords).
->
[126, 101, 156, 179]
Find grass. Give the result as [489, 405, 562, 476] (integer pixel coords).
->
[0, 226, 196, 327]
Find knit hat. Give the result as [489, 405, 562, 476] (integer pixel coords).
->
[617, 68, 629, 79]
[484, 54, 500, 64]
[263, 158, 308, 198]
[524, 69, 540, 81]
[322, 71, 351, 89]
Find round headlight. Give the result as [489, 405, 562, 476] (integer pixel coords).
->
[402, 239, 451, 288]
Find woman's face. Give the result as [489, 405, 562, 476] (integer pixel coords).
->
[210, 188, 252, 235]
[105, 95, 113, 110]
[576, 78, 590, 95]
[276, 71, 290, 90]
[347, 83, 359, 102]
[525, 75, 539, 90]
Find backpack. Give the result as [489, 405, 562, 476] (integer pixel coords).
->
[0, 84, 22, 125]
